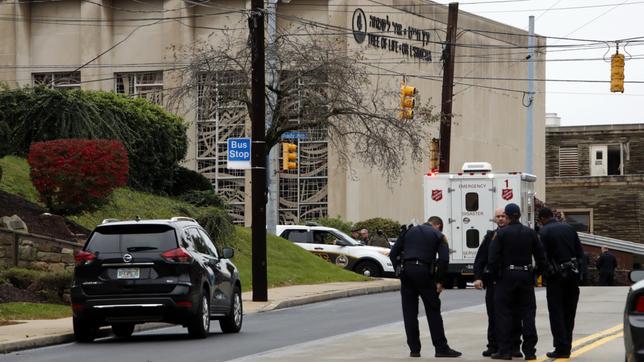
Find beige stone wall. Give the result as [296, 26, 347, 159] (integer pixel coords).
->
[0, 229, 81, 272]
[1, 0, 545, 225]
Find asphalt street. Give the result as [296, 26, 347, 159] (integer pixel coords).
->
[2, 289, 481, 362]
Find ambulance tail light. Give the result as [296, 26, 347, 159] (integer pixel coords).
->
[427, 168, 438, 177]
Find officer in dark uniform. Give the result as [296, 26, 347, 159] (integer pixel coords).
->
[596, 246, 618, 286]
[538, 207, 584, 359]
[488, 203, 546, 360]
[474, 208, 523, 358]
[390, 219, 461, 358]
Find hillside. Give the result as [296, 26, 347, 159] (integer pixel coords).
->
[0, 156, 367, 291]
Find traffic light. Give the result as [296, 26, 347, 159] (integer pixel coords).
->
[400, 84, 416, 119]
[611, 53, 625, 93]
[282, 142, 297, 171]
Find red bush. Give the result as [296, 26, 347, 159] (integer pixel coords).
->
[28, 139, 129, 214]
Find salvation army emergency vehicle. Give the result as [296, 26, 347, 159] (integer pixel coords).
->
[423, 162, 536, 289]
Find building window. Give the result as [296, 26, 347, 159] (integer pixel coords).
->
[589, 144, 622, 176]
[115, 71, 163, 105]
[558, 146, 578, 176]
[32, 72, 81, 89]
[560, 209, 593, 233]
[196, 71, 247, 225]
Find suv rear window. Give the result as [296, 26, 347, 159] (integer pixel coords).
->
[86, 224, 178, 253]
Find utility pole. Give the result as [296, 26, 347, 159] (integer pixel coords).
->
[266, 0, 279, 236]
[525, 15, 535, 174]
[439, 2, 458, 173]
[249, 0, 268, 302]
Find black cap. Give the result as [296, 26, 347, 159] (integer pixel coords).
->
[505, 203, 521, 216]
[351, 227, 360, 232]
[538, 207, 554, 219]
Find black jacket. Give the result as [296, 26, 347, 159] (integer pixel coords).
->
[596, 252, 618, 273]
[390, 224, 449, 282]
[488, 220, 546, 276]
[539, 219, 584, 263]
[473, 229, 498, 281]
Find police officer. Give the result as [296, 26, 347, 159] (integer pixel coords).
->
[474, 208, 523, 358]
[538, 207, 584, 359]
[596, 246, 618, 286]
[390, 219, 461, 358]
[488, 203, 546, 360]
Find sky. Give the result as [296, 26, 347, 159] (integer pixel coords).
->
[434, 0, 643, 126]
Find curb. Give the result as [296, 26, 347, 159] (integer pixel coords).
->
[0, 322, 165, 354]
[0, 281, 400, 354]
[263, 281, 401, 312]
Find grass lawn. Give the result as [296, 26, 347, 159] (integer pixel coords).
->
[1, 156, 369, 293]
[0, 302, 71, 321]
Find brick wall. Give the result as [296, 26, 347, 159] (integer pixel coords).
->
[0, 229, 82, 271]
[546, 125, 644, 177]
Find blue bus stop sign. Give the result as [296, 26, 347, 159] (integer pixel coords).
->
[227, 137, 251, 170]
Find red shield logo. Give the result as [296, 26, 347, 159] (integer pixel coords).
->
[431, 189, 443, 202]
[502, 188, 513, 201]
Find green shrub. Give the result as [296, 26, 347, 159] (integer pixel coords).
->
[169, 167, 212, 196]
[353, 217, 401, 239]
[179, 190, 227, 208]
[196, 207, 234, 250]
[310, 216, 353, 234]
[39, 270, 73, 303]
[0, 268, 72, 303]
[0, 268, 41, 289]
[0, 87, 187, 194]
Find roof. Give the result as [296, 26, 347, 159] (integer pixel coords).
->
[578, 232, 644, 256]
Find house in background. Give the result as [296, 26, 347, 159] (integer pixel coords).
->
[545, 113, 644, 268]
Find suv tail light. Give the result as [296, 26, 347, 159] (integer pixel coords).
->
[161, 247, 192, 263]
[74, 251, 96, 266]
[635, 295, 644, 313]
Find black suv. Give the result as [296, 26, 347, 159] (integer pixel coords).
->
[71, 217, 242, 342]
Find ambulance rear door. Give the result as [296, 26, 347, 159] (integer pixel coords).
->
[450, 177, 495, 263]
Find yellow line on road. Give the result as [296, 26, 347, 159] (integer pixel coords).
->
[556, 332, 623, 360]
[536, 323, 623, 362]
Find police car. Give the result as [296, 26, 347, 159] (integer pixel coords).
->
[276, 224, 394, 278]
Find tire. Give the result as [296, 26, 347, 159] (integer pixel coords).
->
[73, 317, 97, 343]
[354, 260, 381, 278]
[220, 286, 243, 334]
[187, 292, 210, 339]
[112, 323, 135, 338]
[457, 276, 467, 289]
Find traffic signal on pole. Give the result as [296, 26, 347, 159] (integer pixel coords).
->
[400, 84, 416, 119]
[282, 142, 297, 171]
[611, 53, 625, 93]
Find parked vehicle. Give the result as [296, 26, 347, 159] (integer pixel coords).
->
[276, 224, 394, 277]
[625, 270, 644, 362]
[71, 217, 242, 342]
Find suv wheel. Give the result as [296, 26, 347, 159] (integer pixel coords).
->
[73, 317, 97, 343]
[220, 286, 243, 333]
[112, 323, 135, 338]
[187, 292, 210, 338]
[354, 260, 381, 277]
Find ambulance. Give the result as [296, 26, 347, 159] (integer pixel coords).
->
[423, 162, 536, 289]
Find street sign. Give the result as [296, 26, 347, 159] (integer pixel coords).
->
[280, 131, 308, 140]
[227, 137, 251, 170]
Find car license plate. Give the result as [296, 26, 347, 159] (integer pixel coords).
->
[117, 268, 140, 279]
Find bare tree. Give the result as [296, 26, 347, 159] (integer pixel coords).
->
[168, 25, 439, 183]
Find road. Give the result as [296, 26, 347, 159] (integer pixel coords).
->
[2, 290, 480, 362]
[2, 287, 627, 361]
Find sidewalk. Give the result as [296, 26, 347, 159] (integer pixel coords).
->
[0, 278, 400, 354]
[230, 286, 628, 362]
